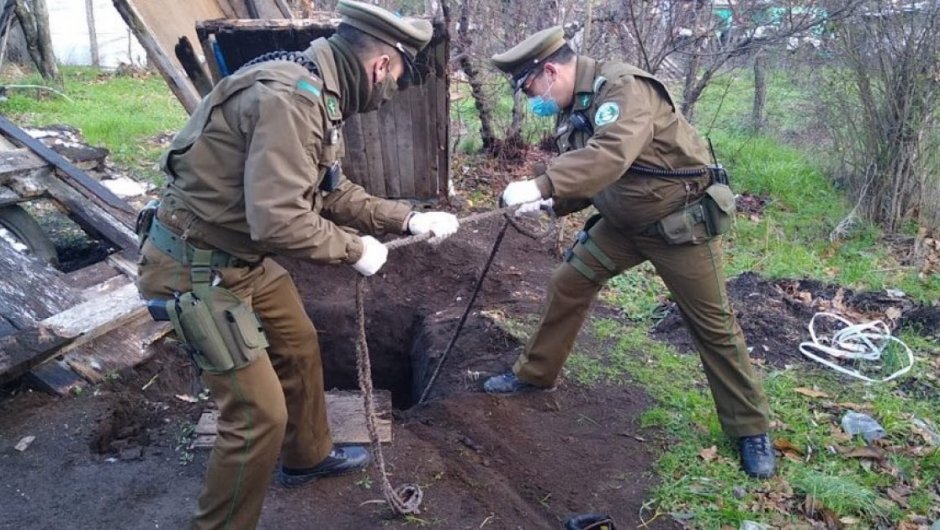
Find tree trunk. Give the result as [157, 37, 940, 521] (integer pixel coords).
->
[456, 3, 496, 152]
[752, 50, 766, 132]
[13, 0, 58, 83]
[680, 46, 702, 121]
[84, 0, 99, 67]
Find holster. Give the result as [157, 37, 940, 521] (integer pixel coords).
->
[147, 247, 269, 373]
[164, 283, 269, 373]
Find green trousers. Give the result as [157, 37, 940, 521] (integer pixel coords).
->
[137, 238, 333, 530]
[515, 217, 771, 437]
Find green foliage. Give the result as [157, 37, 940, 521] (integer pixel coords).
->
[0, 66, 187, 183]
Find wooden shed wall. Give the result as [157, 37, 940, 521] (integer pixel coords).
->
[198, 18, 449, 200]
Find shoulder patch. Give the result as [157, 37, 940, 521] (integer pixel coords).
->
[294, 78, 323, 106]
[594, 102, 620, 127]
[297, 79, 321, 97]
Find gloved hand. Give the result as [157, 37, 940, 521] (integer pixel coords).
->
[408, 211, 459, 243]
[501, 179, 542, 207]
[514, 198, 554, 217]
[352, 235, 388, 276]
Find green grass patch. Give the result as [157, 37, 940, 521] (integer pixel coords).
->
[0, 66, 187, 183]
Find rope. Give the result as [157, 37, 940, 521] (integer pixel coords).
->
[798, 312, 915, 383]
[352, 203, 555, 516]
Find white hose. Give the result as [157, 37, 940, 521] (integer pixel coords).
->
[798, 312, 914, 383]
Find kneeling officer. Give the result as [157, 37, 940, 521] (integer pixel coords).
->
[136, 1, 458, 528]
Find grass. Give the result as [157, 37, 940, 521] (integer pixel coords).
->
[0, 66, 188, 183]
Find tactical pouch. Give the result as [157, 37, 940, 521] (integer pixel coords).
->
[701, 182, 735, 237]
[653, 183, 735, 245]
[656, 202, 707, 245]
[166, 286, 269, 373]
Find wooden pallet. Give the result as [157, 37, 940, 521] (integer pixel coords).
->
[0, 118, 165, 394]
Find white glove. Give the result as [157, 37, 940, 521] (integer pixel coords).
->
[352, 236, 388, 276]
[408, 211, 459, 243]
[514, 198, 554, 217]
[501, 179, 542, 207]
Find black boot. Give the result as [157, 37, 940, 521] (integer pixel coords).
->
[483, 372, 555, 394]
[277, 445, 371, 488]
[737, 433, 775, 479]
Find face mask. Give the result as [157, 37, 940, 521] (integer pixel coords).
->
[528, 79, 559, 117]
[362, 66, 399, 112]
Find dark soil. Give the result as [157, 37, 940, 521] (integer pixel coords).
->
[0, 215, 676, 530]
[652, 271, 937, 368]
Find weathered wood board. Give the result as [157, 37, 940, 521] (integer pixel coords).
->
[190, 390, 393, 448]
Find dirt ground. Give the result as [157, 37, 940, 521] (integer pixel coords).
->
[4, 195, 937, 528]
[0, 215, 677, 530]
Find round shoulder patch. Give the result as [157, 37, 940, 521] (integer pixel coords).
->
[594, 102, 620, 127]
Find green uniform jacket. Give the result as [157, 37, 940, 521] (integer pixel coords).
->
[535, 57, 712, 231]
[160, 38, 412, 265]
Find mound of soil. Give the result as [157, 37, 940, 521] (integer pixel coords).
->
[652, 271, 936, 368]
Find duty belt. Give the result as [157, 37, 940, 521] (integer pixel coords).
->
[148, 217, 252, 269]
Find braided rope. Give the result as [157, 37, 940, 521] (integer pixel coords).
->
[353, 204, 555, 516]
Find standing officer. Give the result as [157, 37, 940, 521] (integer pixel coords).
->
[483, 27, 775, 479]
[136, 1, 458, 528]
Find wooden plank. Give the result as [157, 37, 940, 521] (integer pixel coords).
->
[424, 71, 440, 197]
[0, 185, 24, 207]
[0, 239, 84, 331]
[407, 83, 429, 198]
[394, 91, 417, 198]
[0, 327, 72, 385]
[78, 275, 132, 302]
[37, 171, 139, 254]
[54, 314, 169, 389]
[0, 148, 48, 179]
[325, 390, 392, 444]
[0, 282, 146, 384]
[42, 283, 143, 340]
[175, 36, 213, 96]
[1, 172, 47, 199]
[198, 35, 223, 85]
[378, 106, 401, 197]
[113, 0, 204, 114]
[0, 116, 133, 214]
[63, 260, 122, 292]
[359, 111, 386, 197]
[434, 37, 450, 198]
[190, 390, 392, 449]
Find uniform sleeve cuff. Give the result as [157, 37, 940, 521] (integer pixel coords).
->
[535, 174, 553, 198]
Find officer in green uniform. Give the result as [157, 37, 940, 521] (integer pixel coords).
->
[483, 27, 775, 479]
[135, 2, 458, 528]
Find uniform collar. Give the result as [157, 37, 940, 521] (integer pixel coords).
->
[303, 38, 345, 121]
[571, 56, 598, 111]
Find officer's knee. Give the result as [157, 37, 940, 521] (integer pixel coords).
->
[254, 396, 289, 439]
[550, 262, 604, 297]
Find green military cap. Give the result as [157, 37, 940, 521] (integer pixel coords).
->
[491, 26, 566, 91]
[337, 0, 433, 61]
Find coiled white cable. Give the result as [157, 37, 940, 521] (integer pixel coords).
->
[798, 312, 914, 383]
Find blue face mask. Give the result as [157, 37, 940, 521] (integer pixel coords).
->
[528, 79, 559, 117]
